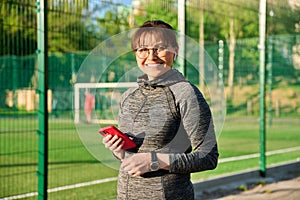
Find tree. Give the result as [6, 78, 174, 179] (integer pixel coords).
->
[267, 0, 300, 35]
[186, 0, 259, 98]
[96, 6, 131, 38]
[0, 0, 37, 55]
[0, 0, 98, 54]
[211, 0, 259, 99]
[47, 0, 95, 52]
[132, 0, 178, 29]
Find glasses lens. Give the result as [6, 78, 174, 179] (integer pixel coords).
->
[136, 48, 148, 58]
[156, 45, 168, 52]
[135, 45, 169, 59]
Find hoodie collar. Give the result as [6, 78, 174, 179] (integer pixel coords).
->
[137, 69, 186, 87]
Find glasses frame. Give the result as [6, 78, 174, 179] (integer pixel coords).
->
[134, 45, 171, 59]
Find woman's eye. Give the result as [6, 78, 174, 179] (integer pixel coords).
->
[157, 46, 167, 51]
[138, 48, 148, 52]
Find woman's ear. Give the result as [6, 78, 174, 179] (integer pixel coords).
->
[173, 54, 177, 61]
[173, 47, 179, 61]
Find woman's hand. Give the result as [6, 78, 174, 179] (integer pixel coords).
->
[121, 153, 170, 177]
[121, 153, 151, 177]
[102, 134, 125, 160]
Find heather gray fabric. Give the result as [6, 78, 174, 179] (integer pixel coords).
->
[117, 69, 218, 200]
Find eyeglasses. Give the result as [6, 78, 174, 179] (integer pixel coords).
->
[134, 45, 170, 59]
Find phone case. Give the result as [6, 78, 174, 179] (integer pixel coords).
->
[99, 126, 137, 150]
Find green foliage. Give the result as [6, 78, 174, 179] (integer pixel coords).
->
[255, 180, 267, 185]
[267, 1, 300, 35]
[1, 0, 299, 56]
[205, 0, 259, 40]
[0, 1, 37, 55]
[237, 184, 248, 191]
[47, 0, 96, 52]
[134, 0, 177, 29]
[97, 8, 130, 38]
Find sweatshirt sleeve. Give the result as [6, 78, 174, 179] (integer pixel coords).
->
[169, 83, 219, 173]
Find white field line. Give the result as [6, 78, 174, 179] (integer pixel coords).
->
[218, 146, 300, 163]
[2, 146, 300, 200]
[1, 177, 117, 200]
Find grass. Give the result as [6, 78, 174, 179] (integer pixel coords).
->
[0, 116, 299, 199]
[192, 117, 300, 181]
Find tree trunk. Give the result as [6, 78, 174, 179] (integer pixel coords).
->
[227, 16, 236, 99]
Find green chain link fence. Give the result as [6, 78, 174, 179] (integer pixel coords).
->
[1, 0, 299, 199]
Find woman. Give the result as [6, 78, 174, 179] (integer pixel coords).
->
[103, 20, 218, 200]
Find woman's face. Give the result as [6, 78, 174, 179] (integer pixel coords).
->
[134, 33, 177, 80]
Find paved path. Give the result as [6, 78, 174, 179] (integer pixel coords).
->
[194, 161, 300, 200]
[218, 176, 300, 200]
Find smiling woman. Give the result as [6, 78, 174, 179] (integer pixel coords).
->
[102, 20, 218, 200]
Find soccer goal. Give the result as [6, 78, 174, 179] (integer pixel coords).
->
[74, 82, 137, 124]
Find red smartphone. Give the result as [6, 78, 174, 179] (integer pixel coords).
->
[99, 126, 136, 150]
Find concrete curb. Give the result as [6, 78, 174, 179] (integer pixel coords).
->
[193, 161, 300, 198]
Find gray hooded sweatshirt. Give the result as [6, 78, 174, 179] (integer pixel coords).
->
[117, 69, 218, 200]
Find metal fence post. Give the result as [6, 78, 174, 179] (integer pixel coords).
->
[178, 0, 186, 76]
[36, 0, 48, 199]
[267, 36, 273, 126]
[258, 0, 266, 177]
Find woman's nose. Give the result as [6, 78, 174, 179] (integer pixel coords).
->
[147, 49, 158, 59]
